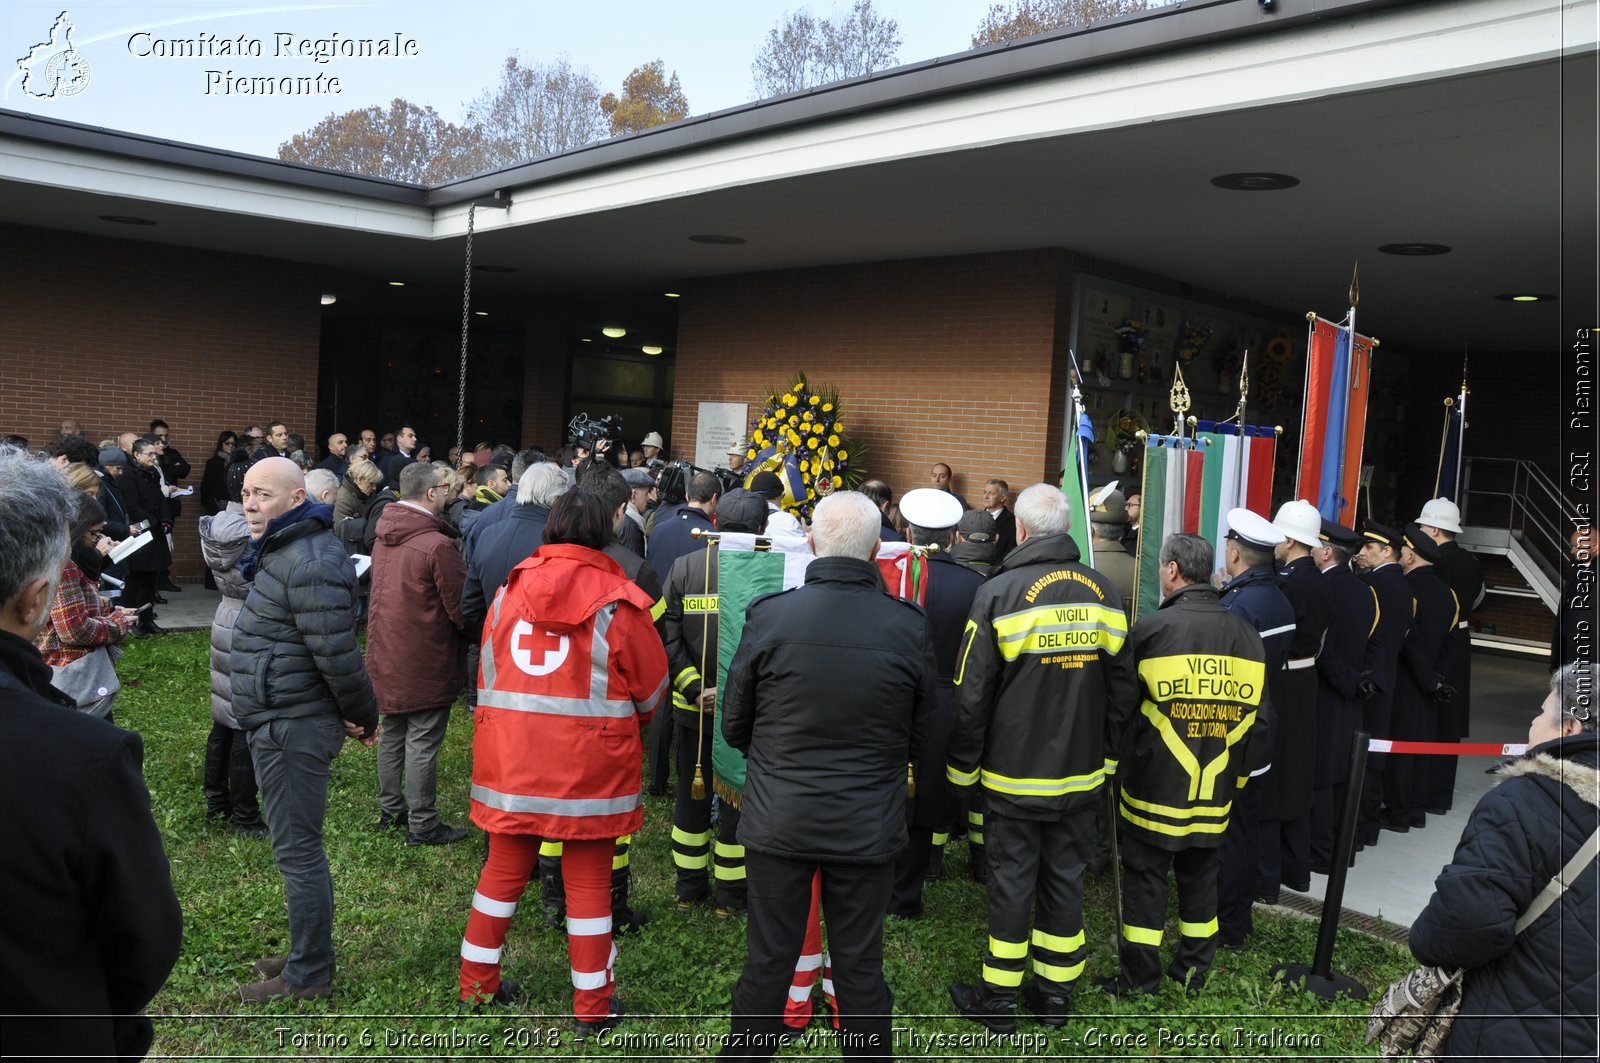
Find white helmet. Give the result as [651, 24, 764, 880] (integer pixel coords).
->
[1416, 497, 1463, 535]
[1272, 499, 1322, 549]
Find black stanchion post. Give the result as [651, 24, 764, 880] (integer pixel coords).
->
[1271, 729, 1371, 1001]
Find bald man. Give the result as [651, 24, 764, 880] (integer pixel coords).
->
[231, 457, 379, 1003]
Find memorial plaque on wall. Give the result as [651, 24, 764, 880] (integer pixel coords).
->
[695, 402, 749, 471]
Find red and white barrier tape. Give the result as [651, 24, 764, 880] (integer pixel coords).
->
[1367, 739, 1527, 757]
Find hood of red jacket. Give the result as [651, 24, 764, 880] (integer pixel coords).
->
[375, 500, 453, 546]
[504, 543, 653, 634]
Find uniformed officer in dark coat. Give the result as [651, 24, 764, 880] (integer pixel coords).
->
[1415, 498, 1483, 814]
[1353, 520, 1414, 848]
[889, 489, 985, 919]
[1261, 500, 1331, 898]
[1308, 520, 1378, 873]
[1380, 524, 1460, 833]
[1215, 508, 1294, 949]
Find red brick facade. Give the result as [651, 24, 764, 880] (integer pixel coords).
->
[0, 224, 321, 580]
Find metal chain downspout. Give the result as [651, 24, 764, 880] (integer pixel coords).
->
[456, 202, 476, 460]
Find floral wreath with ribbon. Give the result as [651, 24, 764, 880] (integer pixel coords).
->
[746, 374, 868, 518]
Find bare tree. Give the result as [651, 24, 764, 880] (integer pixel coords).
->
[751, 1, 902, 99]
[278, 99, 490, 183]
[467, 53, 607, 167]
[971, 0, 1151, 48]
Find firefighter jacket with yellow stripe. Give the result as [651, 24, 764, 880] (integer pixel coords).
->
[1106, 582, 1272, 851]
[946, 532, 1128, 821]
[663, 543, 721, 729]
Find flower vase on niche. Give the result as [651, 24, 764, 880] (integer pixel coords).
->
[1112, 447, 1130, 474]
[1118, 350, 1135, 380]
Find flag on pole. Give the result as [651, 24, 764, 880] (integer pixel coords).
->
[1433, 389, 1466, 504]
[1131, 435, 1205, 621]
[875, 540, 930, 604]
[1061, 407, 1097, 566]
[1296, 316, 1374, 526]
[1195, 420, 1278, 557]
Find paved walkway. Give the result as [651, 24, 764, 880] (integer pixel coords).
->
[151, 583, 1551, 930]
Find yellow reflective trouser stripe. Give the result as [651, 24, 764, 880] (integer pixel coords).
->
[613, 835, 631, 870]
[992, 602, 1128, 659]
[946, 763, 979, 786]
[1122, 924, 1163, 946]
[672, 850, 709, 869]
[981, 964, 1025, 987]
[671, 826, 709, 846]
[981, 766, 1106, 797]
[714, 841, 745, 857]
[1180, 918, 1218, 938]
[539, 840, 564, 858]
[931, 832, 949, 846]
[1033, 959, 1085, 982]
[714, 863, 747, 881]
[1119, 803, 1230, 837]
[673, 666, 700, 692]
[1120, 791, 1232, 821]
[988, 936, 1028, 960]
[1031, 929, 1084, 953]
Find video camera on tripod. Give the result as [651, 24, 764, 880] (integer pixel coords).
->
[566, 412, 624, 455]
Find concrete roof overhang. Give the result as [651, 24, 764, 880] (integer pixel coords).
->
[1, 0, 1593, 351]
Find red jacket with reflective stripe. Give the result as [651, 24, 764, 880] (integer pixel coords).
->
[471, 543, 668, 840]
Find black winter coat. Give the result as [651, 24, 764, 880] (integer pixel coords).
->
[722, 556, 937, 864]
[648, 505, 716, 586]
[462, 502, 550, 637]
[1409, 732, 1598, 1061]
[230, 514, 378, 733]
[117, 463, 171, 572]
[0, 631, 181, 1062]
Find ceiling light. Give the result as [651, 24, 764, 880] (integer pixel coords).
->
[1209, 172, 1300, 191]
[98, 214, 157, 225]
[1494, 293, 1556, 302]
[580, 337, 592, 343]
[688, 233, 746, 244]
[388, 280, 406, 287]
[474, 310, 489, 317]
[1379, 242, 1451, 256]
[664, 292, 681, 298]
[602, 326, 627, 338]
[642, 345, 663, 356]
[320, 293, 337, 306]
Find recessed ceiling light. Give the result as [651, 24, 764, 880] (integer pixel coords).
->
[688, 233, 746, 244]
[320, 293, 338, 306]
[663, 292, 681, 298]
[1494, 293, 1556, 302]
[602, 326, 627, 338]
[473, 264, 518, 273]
[580, 337, 592, 343]
[1379, 242, 1452, 256]
[642, 345, 663, 356]
[388, 280, 406, 287]
[1209, 172, 1300, 191]
[98, 214, 157, 225]
[474, 310, 489, 317]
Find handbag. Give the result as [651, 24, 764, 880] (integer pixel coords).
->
[50, 645, 121, 717]
[1367, 817, 1600, 1060]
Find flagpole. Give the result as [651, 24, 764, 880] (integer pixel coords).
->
[1455, 347, 1469, 502]
[1068, 349, 1095, 567]
[1170, 360, 1192, 531]
[1234, 349, 1250, 511]
[1295, 312, 1317, 502]
[1333, 262, 1360, 522]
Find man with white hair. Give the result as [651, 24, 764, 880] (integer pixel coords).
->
[231, 457, 379, 1002]
[303, 468, 339, 506]
[720, 491, 936, 1060]
[0, 449, 181, 1058]
[946, 484, 1126, 1031]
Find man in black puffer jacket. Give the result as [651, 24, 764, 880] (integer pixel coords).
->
[231, 457, 379, 1004]
[720, 491, 936, 1061]
[1409, 661, 1598, 1061]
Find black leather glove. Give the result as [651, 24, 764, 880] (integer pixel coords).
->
[1356, 672, 1377, 700]
[1433, 680, 1457, 705]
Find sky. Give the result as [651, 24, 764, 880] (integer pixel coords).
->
[4, 0, 1000, 158]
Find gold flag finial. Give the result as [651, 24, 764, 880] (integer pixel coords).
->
[1349, 261, 1361, 310]
[1170, 361, 1192, 432]
[1238, 348, 1251, 405]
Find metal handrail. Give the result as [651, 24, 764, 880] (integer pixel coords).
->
[1461, 457, 1571, 575]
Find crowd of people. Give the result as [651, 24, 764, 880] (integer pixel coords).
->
[0, 415, 1594, 1061]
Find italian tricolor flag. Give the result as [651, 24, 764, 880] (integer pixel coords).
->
[1132, 436, 1205, 621]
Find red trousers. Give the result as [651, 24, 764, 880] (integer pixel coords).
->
[460, 833, 616, 1020]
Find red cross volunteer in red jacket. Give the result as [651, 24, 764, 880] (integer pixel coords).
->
[457, 491, 668, 1037]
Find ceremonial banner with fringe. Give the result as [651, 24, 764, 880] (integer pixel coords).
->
[710, 537, 928, 802]
[1132, 435, 1205, 621]
[1433, 388, 1466, 504]
[1061, 407, 1097, 565]
[1296, 316, 1374, 526]
[1195, 420, 1279, 558]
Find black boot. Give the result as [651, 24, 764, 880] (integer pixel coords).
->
[1022, 981, 1071, 1027]
[949, 982, 1016, 1034]
[539, 849, 566, 927]
[203, 722, 231, 821]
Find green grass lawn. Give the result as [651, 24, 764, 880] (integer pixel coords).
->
[122, 631, 1409, 1059]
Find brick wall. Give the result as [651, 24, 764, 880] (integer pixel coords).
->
[0, 223, 321, 580]
[673, 250, 1067, 504]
